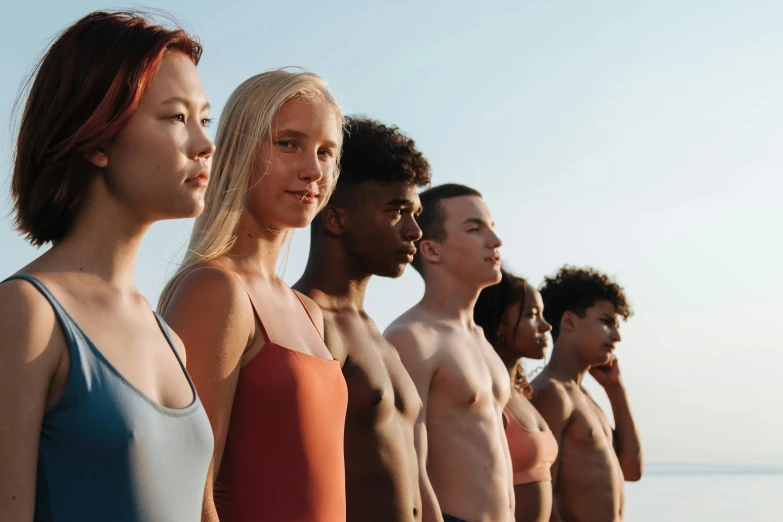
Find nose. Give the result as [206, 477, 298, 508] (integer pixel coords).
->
[404, 216, 423, 242]
[298, 150, 325, 185]
[611, 327, 621, 343]
[540, 317, 553, 333]
[192, 121, 215, 160]
[487, 228, 502, 249]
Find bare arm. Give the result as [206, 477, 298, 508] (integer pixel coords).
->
[385, 326, 444, 522]
[589, 358, 643, 481]
[606, 385, 642, 481]
[0, 281, 64, 522]
[530, 382, 573, 522]
[162, 267, 256, 522]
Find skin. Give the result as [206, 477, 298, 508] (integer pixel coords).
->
[530, 300, 643, 522]
[294, 180, 442, 522]
[385, 195, 515, 522]
[0, 51, 214, 521]
[160, 96, 342, 522]
[492, 285, 555, 522]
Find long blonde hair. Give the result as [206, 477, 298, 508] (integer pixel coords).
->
[158, 69, 343, 311]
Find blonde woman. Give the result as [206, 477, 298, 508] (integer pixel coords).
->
[159, 70, 346, 522]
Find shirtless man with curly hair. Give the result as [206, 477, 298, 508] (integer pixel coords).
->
[531, 266, 643, 522]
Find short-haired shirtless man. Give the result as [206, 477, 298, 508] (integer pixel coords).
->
[385, 184, 514, 522]
[531, 266, 643, 522]
[294, 117, 440, 522]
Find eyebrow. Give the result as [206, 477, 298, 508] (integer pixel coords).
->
[463, 217, 494, 227]
[276, 128, 339, 149]
[385, 198, 416, 207]
[600, 313, 619, 325]
[161, 96, 211, 111]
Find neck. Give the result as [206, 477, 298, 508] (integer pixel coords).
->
[227, 212, 289, 277]
[297, 236, 370, 309]
[494, 342, 520, 372]
[46, 191, 148, 291]
[418, 269, 482, 326]
[545, 338, 591, 385]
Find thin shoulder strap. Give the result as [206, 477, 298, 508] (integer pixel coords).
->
[1, 274, 80, 344]
[164, 264, 272, 344]
[291, 290, 323, 341]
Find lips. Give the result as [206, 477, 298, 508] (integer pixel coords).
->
[287, 190, 319, 204]
[398, 246, 417, 263]
[185, 170, 209, 187]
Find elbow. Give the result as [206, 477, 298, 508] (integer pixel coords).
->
[622, 460, 643, 482]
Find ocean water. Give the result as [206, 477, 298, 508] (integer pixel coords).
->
[624, 463, 782, 522]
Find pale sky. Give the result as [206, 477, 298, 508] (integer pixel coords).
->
[2, 1, 781, 464]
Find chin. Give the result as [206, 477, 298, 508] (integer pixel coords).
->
[160, 199, 204, 220]
[378, 263, 406, 279]
[285, 213, 318, 229]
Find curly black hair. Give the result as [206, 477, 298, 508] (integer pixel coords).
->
[331, 115, 431, 201]
[474, 267, 534, 398]
[539, 266, 632, 341]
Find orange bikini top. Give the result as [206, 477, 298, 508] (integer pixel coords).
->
[503, 408, 559, 485]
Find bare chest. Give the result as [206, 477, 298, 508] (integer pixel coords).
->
[433, 334, 510, 409]
[328, 313, 422, 422]
[564, 390, 615, 453]
[57, 298, 193, 409]
[505, 391, 548, 431]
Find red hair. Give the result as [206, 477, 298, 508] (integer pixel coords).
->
[11, 11, 202, 246]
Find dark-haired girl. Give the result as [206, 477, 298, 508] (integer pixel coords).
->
[0, 11, 214, 521]
[474, 269, 558, 522]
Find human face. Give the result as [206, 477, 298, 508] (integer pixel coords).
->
[436, 196, 503, 287]
[342, 181, 422, 277]
[502, 285, 552, 360]
[571, 300, 622, 366]
[101, 51, 214, 222]
[246, 97, 341, 231]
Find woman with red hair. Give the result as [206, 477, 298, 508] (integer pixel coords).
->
[0, 11, 215, 522]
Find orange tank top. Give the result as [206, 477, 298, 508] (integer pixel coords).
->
[504, 408, 559, 485]
[214, 288, 348, 522]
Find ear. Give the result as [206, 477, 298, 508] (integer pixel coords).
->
[320, 205, 346, 236]
[419, 239, 441, 265]
[84, 148, 108, 169]
[560, 311, 577, 335]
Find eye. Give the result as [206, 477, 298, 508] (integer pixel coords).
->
[317, 148, 334, 157]
[277, 140, 295, 149]
[202, 117, 213, 128]
[170, 114, 186, 123]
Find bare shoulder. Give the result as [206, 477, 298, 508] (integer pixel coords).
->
[161, 265, 255, 351]
[384, 313, 440, 358]
[530, 375, 574, 420]
[292, 289, 325, 337]
[0, 277, 63, 369]
[164, 265, 250, 315]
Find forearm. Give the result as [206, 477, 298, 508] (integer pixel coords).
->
[607, 384, 643, 480]
[202, 499, 220, 522]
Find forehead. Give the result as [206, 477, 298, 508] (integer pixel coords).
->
[587, 299, 618, 317]
[524, 285, 544, 309]
[143, 51, 204, 104]
[273, 97, 341, 142]
[441, 195, 491, 226]
[356, 181, 420, 204]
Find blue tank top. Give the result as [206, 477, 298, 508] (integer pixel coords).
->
[3, 275, 214, 522]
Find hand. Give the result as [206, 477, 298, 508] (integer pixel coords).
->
[589, 355, 623, 389]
